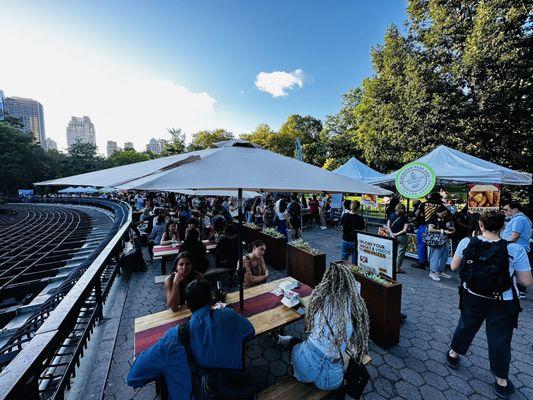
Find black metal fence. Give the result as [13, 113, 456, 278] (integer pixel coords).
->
[0, 198, 131, 400]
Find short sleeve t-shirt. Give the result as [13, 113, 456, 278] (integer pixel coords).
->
[341, 212, 365, 242]
[502, 213, 532, 252]
[455, 236, 531, 300]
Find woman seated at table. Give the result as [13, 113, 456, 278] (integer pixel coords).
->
[179, 227, 207, 273]
[159, 221, 180, 245]
[164, 251, 203, 311]
[292, 262, 369, 391]
[242, 240, 269, 287]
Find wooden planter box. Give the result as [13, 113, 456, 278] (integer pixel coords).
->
[287, 245, 326, 288]
[258, 232, 287, 270]
[332, 261, 402, 349]
[241, 224, 260, 244]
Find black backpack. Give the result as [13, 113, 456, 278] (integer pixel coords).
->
[459, 238, 513, 300]
[178, 322, 256, 400]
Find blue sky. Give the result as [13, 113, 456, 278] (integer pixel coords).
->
[0, 1, 407, 152]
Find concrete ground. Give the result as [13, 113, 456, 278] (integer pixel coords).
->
[99, 225, 533, 400]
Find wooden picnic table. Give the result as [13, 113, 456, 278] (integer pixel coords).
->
[134, 277, 312, 357]
[153, 240, 217, 274]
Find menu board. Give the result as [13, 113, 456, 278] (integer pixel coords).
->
[468, 184, 501, 213]
[357, 233, 395, 279]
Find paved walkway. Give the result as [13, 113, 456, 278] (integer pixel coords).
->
[102, 226, 533, 400]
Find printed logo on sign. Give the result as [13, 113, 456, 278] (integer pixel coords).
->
[395, 162, 436, 199]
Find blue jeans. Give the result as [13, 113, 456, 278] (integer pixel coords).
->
[341, 240, 356, 264]
[416, 225, 427, 263]
[277, 219, 288, 240]
[429, 242, 448, 273]
[292, 340, 344, 390]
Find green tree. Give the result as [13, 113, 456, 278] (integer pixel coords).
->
[187, 129, 234, 151]
[67, 140, 106, 175]
[162, 128, 186, 155]
[107, 148, 152, 167]
[0, 121, 52, 194]
[278, 115, 325, 166]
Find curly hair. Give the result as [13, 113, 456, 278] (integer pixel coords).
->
[305, 262, 369, 363]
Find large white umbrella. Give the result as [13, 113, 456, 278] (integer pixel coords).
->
[172, 189, 262, 198]
[36, 140, 391, 309]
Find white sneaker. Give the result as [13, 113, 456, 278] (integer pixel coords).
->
[276, 334, 294, 348]
[438, 272, 451, 279]
[321, 226, 327, 230]
[429, 272, 441, 281]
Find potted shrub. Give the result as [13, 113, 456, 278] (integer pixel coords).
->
[287, 239, 326, 288]
[259, 228, 287, 270]
[241, 222, 260, 244]
[331, 261, 402, 349]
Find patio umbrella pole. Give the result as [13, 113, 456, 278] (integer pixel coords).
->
[237, 188, 244, 311]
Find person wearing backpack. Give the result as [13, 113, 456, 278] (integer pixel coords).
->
[127, 279, 255, 400]
[287, 194, 303, 240]
[447, 211, 532, 399]
[340, 200, 366, 264]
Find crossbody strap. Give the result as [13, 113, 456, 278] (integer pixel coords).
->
[178, 322, 196, 370]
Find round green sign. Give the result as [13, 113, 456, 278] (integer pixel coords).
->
[395, 162, 436, 199]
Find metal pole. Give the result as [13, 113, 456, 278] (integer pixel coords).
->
[237, 188, 244, 311]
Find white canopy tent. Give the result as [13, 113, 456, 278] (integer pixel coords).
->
[334, 157, 385, 184]
[58, 187, 77, 194]
[367, 145, 532, 186]
[173, 189, 262, 198]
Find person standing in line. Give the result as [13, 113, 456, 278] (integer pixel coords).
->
[427, 205, 455, 281]
[447, 211, 532, 399]
[413, 192, 444, 269]
[276, 197, 289, 240]
[319, 195, 328, 230]
[387, 203, 409, 274]
[288, 194, 303, 240]
[340, 200, 366, 264]
[308, 195, 320, 226]
[501, 200, 532, 299]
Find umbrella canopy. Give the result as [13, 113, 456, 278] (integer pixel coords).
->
[83, 187, 98, 193]
[36, 141, 390, 195]
[334, 157, 385, 184]
[367, 145, 531, 186]
[99, 186, 117, 193]
[173, 189, 262, 198]
[58, 186, 76, 193]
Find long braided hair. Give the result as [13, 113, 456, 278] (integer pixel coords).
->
[305, 262, 369, 363]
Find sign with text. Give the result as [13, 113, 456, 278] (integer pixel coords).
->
[357, 232, 395, 279]
[362, 194, 378, 206]
[467, 183, 501, 213]
[395, 162, 436, 199]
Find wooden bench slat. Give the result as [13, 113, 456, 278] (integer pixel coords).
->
[258, 377, 330, 400]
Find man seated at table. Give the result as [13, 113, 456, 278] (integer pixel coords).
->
[127, 279, 255, 400]
[165, 252, 203, 311]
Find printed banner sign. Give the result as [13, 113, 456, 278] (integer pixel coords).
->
[362, 194, 378, 206]
[468, 184, 501, 213]
[357, 233, 394, 279]
[395, 162, 436, 199]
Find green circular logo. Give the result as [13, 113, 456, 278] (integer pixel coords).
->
[395, 162, 436, 199]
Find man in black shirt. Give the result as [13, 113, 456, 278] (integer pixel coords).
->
[340, 200, 366, 264]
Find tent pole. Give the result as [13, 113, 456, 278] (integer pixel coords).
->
[237, 188, 244, 311]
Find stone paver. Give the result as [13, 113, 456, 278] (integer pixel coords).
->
[100, 224, 533, 399]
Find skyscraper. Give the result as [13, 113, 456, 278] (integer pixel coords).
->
[124, 142, 134, 150]
[146, 138, 167, 154]
[66, 116, 96, 149]
[4, 96, 46, 148]
[46, 138, 58, 151]
[0, 90, 5, 120]
[107, 140, 119, 157]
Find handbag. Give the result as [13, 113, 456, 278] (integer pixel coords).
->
[178, 322, 256, 400]
[422, 231, 447, 247]
[343, 357, 370, 400]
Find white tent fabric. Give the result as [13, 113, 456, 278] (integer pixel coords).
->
[172, 189, 262, 198]
[334, 157, 385, 183]
[37, 141, 391, 195]
[367, 145, 532, 186]
[58, 187, 76, 193]
[99, 187, 117, 193]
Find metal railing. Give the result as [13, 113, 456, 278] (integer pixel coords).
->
[0, 198, 131, 400]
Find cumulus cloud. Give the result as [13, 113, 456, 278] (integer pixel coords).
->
[255, 69, 305, 97]
[0, 15, 222, 153]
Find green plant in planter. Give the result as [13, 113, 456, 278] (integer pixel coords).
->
[333, 262, 393, 286]
[244, 222, 261, 230]
[289, 239, 322, 255]
[262, 227, 285, 239]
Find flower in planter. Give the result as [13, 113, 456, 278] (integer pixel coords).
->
[244, 222, 261, 229]
[262, 227, 285, 239]
[289, 239, 322, 255]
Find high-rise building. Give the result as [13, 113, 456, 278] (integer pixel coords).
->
[4, 96, 46, 148]
[0, 90, 5, 120]
[46, 138, 57, 151]
[107, 140, 119, 157]
[124, 142, 134, 150]
[146, 138, 167, 154]
[66, 116, 96, 149]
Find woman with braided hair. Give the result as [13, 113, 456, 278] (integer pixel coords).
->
[291, 262, 370, 391]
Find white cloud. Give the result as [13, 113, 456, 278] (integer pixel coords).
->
[255, 69, 305, 97]
[0, 14, 241, 153]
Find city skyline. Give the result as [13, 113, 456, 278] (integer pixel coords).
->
[66, 116, 96, 149]
[0, 1, 406, 152]
[3, 95, 46, 148]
